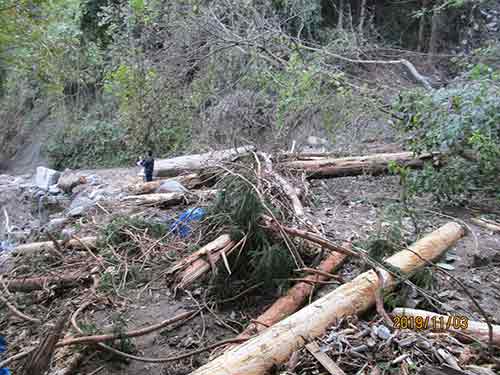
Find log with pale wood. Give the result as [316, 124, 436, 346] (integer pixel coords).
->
[153, 146, 255, 177]
[470, 218, 500, 233]
[167, 234, 237, 289]
[281, 151, 436, 179]
[6, 273, 91, 292]
[237, 242, 351, 340]
[190, 222, 464, 375]
[392, 308, 500, 346]
[120, 189, 218, 206]
[128, 173, 213, 195]
[12, 236, 97, 256]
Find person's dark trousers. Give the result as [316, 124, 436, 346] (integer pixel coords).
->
[145, 172, 153, 182]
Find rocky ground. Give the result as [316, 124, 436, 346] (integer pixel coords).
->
[0, 141, 499, 375]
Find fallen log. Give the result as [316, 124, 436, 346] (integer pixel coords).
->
[154, 146, 255, 177]
[470, 218, 500, 233]
[128, 173, 215, 195]
[237, 242, 351, 340]
[281, 151, 436, 179]
[6, 273, 91, 293]
[121, 189, 218, 206]
[174, 235, 237, 289]
[12, 236, 98, 256]
[392, 308, 500, 346]
[191, 222, 464, 375]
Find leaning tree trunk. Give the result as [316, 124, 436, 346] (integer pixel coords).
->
[191, 222, 464, 375]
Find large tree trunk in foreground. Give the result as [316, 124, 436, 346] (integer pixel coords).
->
[392, 308, 500, 346]
[237, 242, 351, 340]
[6, 273, 91, 292]
[282, 152, 436, 179]
[121, 190, 218, 206]
[191, 222, 464, 375]
[154, 146, 255, 177]
[13, 236, 97, 256]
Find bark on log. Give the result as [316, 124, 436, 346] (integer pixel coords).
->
[174, 235, 237, 289]
[237, 242, 350, 340]
[282, 152, 436, 179]
[12, 236, 97, 256]
[121, 190, 218, 206]
[6, 273, 91, 292]
[191, 222, 464, 375]
[154, 146, 255, 177]
[392, 308, 500, 346]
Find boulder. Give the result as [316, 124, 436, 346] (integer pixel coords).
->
[57, 171, 87, 193]
[67, 195, 95, 217]
[35, 167, 61, 191]
[46, 217, 69, 233]
[155, 180, 189, 193]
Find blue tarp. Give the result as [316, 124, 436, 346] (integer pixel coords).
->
[169, 208, 206, 238]
[0, 336, 10, 375]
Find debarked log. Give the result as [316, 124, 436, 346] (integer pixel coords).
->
[190, 222, 464, 375]
[154, 146, 255, 177]
[12, 236, 98, 256]
[6, 273, 91, 293]
[120, 190, 218, 206]
[237, 242, 351, 340]
[281, 151, 437, 179]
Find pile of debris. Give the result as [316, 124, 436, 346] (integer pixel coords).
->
[0, 146, 499, 375]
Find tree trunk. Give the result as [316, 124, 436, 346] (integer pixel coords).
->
[392, 308, 500, 345]
[358, 0, 367, 34]
[12, 236, 97, 256]
[417, 0, 430, 52]
[6, 273, 91, 292]
[128, 173, 212, 195]
[338, 0, 344, 30]
[174, 235, 237, 289]
[237, 242, 351, 340]
[190, 222, 464, 375]
[282, 152, 436, 179]
[428, 6, 443, 64]
[154, 146, 255, 177]
[121, 189, 218, 206]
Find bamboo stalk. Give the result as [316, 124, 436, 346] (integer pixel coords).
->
[191, 222, 464, 375]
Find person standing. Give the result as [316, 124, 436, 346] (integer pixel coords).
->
[138, 151, 155, 182]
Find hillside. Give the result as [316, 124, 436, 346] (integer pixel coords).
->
[1, 0, 500, 374]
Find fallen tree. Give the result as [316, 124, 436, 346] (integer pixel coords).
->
[121, 190, 218, 206]
[169, 234, 237, 289]
[392, 308, 500, 346]
[128, 173, 214, 195]
[154, 146, 255, 177]
[6, 273, 91, 293]
[191, 222, 464, 375]
[237, 242, 351, 340]
[281, 151, 436, 179]
[12, 236, 97, 256]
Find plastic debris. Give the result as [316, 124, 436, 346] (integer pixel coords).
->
[170, 208, 206, 238]
[0, 335, 11, 375]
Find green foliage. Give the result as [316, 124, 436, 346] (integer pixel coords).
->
[100, 216, 167, 256]
[46, 120, 130, 169]
[394, 68, 500, 203]
[209, 176, 294, 299]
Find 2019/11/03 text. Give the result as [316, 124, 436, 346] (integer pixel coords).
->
[392, 315, 469, 331]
